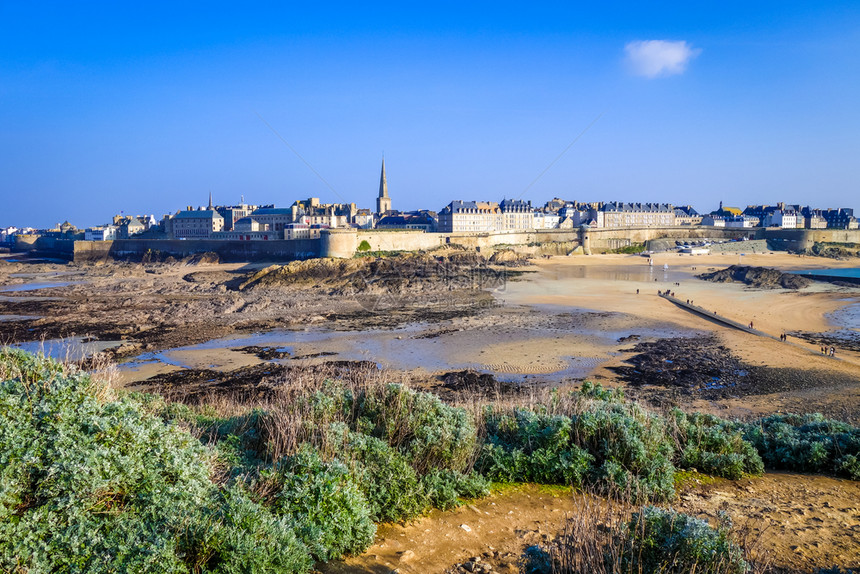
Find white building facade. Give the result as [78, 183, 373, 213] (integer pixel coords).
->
[85, 225, 119, 241]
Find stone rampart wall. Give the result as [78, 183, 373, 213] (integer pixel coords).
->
[19, 227, 860, 262]
[72, 239, 320, 262]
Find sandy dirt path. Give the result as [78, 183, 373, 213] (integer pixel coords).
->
[322, 474, 860, 574]
[321, 484, 571, 574]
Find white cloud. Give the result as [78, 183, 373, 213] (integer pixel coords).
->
[624, 40, 701, 78]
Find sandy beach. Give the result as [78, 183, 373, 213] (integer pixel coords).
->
[495, 252, 860, 418]
[506, 252, 858, 340]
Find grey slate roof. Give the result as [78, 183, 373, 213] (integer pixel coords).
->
[600, 202, 673, 212]
[174, 210, 223, 220]
[251, 208, 294, 216]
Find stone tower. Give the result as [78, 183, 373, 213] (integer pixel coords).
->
[376, 157, 391, 214]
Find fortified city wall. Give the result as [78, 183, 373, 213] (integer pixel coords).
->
[70, 238, 320, 262]
[762, 228, 860, 251]
[12, 227, 860, 262]
[326, 227, 761, 257]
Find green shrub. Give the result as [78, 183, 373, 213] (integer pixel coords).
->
[266, 445, 376, 561]
[0, 349, 312, 574]
[479, 394, 675, 501]
[355, 383, 477, 473]
[178, 486, 313, 574]
[623, 506, 748, 574]
[741, 413, 860, 479]
[609, 243, 645, 254]
[838, 455, 860, 480]
[420, 469, 490, 510]
[576, 384, 675, 499]
[672, 410, 764, 479]
[8, 346, 855, 573]
[520, 545, 553, 574]
[478, 386, 676, 501]
[573, 401, 676, 501]
[578, 380, 624, 403]
[326, 423, 425, 523]
[480, 409, 593, 487]
[298, 380, 355, 425]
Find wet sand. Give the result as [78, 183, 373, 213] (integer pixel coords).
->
[115, 304, 693, 386]
[100, 253, 859, 405]
[501, 253, 860, 419]
[504, 254, 860, 362]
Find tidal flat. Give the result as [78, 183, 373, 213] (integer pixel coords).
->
[1, 250, 859, 416]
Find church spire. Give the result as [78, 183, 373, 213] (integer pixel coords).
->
[376, 156, 392, 214]
[208, 191, 213, 210]
[378, 157, 389, 198]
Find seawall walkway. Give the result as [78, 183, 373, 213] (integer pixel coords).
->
[658, 292, 775, 339]
[660, 292, 857, 365]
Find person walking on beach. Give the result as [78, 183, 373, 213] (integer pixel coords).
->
[830, 346, 836, 357]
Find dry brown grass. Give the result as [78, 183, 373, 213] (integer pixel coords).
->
[542, 487, 774, 574]
[156, 361, 399, 463]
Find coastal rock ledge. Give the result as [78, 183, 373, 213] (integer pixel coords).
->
[697, 265, 811, 289]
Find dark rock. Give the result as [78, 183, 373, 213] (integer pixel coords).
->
[611, 335, 860, 405]
[698, 265, 811, 289]
[233, 345, 291, 360]
[439, 370, 522, 397]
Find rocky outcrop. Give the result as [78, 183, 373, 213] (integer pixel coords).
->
[238, 250, 515, 293]
[806, 243, 860, 259]
[488, 249, 531, 266]
[697, 265, 811, 289]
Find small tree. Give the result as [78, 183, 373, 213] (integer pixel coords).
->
[357, 240, 371, 252]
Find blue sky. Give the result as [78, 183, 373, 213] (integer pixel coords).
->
[2, 1, 859, 228]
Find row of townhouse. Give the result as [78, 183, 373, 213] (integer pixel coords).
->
[164, 197, 357, 239]
[437, 199, 538, 233]
[437, 200, 681, 232]
[84, 214, 159, 241]
[702, 202, 858, 229]
[80, 191, 857, 242]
